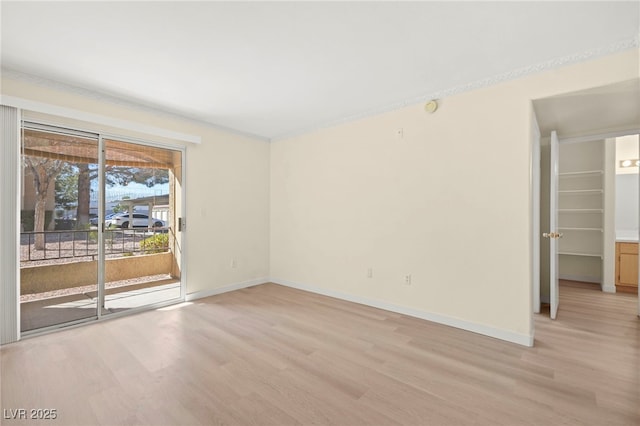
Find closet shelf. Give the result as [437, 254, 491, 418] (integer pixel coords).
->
[558, 209, 603, 213]
[557, 227, 603, 232]
[558, 251, 603, 259]
[559, 170, 603, 178]
[558, 189, 603, 194]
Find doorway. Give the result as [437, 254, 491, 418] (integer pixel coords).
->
[532, 79, 640, 321]
[19, 122, 185, 333]
[612, 134, 639, 294]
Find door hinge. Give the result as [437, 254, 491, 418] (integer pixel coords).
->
[178, 217, 186, 232]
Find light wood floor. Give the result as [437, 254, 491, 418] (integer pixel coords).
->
[1, 281, 638, 425]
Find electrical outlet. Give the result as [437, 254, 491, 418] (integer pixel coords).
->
[231, 259, 237, 269]
[396, 128, 404, 139]
[404, 274, 412, 285]
[367, 267, 373, 278]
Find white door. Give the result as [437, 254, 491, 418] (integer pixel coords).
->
[548, 130, 561, 319]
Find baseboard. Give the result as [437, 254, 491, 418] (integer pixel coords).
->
[615, 284, 638, 294]
[558, 274, 601, 284]
[271, 278, 534, 347]
[540, 295, 550, 304]
[185, 277, 268, 301]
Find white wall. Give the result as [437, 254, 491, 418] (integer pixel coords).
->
[615, 134, 639, 175]
[616, 173, 639, 236]
[1, 76, 271, 297]
[615, 134, 639, 239]
[271, 49, 639, 346]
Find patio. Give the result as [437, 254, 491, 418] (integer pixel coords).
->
[21, 278, 181, 332]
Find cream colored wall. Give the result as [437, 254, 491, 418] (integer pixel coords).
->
[271, 49, 639, 343]
[2, 77, 271, 295]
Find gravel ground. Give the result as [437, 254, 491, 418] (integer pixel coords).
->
[20, 229, 166, 264]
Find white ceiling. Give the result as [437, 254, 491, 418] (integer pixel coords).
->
[533, 79, 640, 139]
[1, 1, 639, 141]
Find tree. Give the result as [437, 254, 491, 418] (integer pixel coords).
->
[56, 164, 169, 228]
[25, 156, 65, 250]
[76, 163, 92, 226]
[112, 196, 130, 214]
[54, 163, 93, 226]
[106, 167, 169, 187]
[55, 163, 78, 210]
[74, 166, 169, 224]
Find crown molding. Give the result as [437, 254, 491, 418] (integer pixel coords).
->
[0, 68, 270, 143]
[270, 35, 640, 142]
[1, 94, 203, 144]
[3, 34, 638, 143]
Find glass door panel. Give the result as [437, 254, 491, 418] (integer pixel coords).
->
[102, 139, 182, 314]
[20, 125, 99, 331]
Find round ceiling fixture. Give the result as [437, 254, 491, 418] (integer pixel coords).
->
[425, 100, 438, 113]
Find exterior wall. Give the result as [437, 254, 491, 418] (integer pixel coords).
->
[21, 252, 173, 294]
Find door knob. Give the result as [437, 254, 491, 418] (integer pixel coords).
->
[543, 232, 563, 239]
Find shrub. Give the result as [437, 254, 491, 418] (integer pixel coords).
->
[140, 234, 169, 254]
[20, 210, 54, 232]
[75, 223, 98, 242]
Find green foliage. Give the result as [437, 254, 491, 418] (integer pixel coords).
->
[75, 223, 97, 242]
[140, 233, 169, 254]
[21, 210, 54, 232]
[55, 163, 79, 209]
[112, 203, 128, 213]
[105, 167, 169, 187]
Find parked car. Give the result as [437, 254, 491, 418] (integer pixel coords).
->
[106, 213, 165, 228]
[90, 212, 118, 226]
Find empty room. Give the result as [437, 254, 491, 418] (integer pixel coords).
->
[1, 2, 639, 425]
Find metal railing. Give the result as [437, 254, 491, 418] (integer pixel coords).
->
[20, 227, 170, 263]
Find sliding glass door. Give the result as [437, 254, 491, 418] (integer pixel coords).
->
[20, 124, 100, 331]
[19, 122, 184, 333]
[101, 138, 183, 315]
